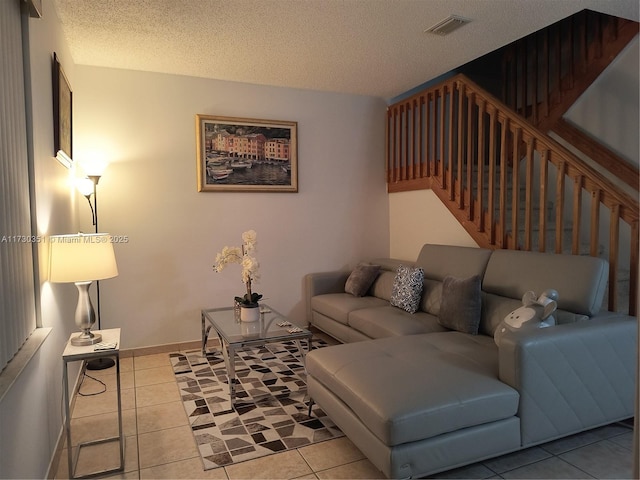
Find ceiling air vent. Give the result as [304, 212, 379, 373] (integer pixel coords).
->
[425, 15, 470, 36]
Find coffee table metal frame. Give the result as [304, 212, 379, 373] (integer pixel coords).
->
[201, 305, 312, 405]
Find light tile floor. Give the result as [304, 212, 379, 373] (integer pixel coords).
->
[55, 345, 635, 480]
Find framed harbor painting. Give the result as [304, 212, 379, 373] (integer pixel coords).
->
[196, 115, 298, 192]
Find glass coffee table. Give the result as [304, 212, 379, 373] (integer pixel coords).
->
[201, 304, 313, 405]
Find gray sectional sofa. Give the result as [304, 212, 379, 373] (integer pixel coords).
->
[304, 244, 636, 479]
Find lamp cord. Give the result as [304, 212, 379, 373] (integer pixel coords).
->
[77, 371, 107, 396]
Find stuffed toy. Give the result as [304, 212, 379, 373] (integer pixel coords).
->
[494, 289, 558, 346]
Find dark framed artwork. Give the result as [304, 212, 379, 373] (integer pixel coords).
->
[196, 115, 298, 192]
[53, 52, 72, 167]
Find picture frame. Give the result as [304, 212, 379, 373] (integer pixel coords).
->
[196, 115, 298, 192]
[52, 52, 73, 167]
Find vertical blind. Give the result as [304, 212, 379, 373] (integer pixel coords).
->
[0, 0, 37, 372]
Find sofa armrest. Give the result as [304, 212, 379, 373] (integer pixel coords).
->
[498, 315, 636, 445]
[305, 270, 350, 323]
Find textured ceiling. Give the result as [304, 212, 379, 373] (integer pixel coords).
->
[51, 0, 639, 100]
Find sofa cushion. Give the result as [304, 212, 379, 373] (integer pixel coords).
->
[420, 278, 443, 316]
[416, 244, 492, 281]
[345, 263, 381, 297]
[480, 292, 592, 336]
[307, 333, 520, 447]
[369, 270, 396, 302]
[555, 310, 589, 324]
[480, 294, 523, 336]
[390, 265, 424, 313]
[348, 306, 446, 339]
[438, 275, 482, 334]
[482, 249, 608, 316]
[311, 293, 389, 326]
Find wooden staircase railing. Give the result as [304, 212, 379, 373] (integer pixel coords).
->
[497, 10, 640, 194]
[552, 118, 639, 192]
[501, 10, 639, 132]
[386, 73, 639, 316]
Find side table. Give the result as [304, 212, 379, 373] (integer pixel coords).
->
[62, 328, 124, 478]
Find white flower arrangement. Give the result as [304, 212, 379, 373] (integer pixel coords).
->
[213, 230, 262, 306]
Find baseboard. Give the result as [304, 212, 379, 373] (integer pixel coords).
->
[120, 339, 211, 358]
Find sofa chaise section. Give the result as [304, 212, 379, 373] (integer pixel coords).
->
[499, 314, 636, 446]
[304, 244, 636, 478]
[307, 333, 521, 478]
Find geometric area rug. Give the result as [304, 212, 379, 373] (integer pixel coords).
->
[169, 338, 343, 470]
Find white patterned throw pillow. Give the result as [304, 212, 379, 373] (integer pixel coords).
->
[390, 265, 424, 313]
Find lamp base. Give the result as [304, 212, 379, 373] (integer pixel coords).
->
[71, 331, 102, 346]
[86, 357, 115, 370]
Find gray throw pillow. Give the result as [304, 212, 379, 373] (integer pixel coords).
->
[438, 275, 482, 334]
[345, 263, 381, 297]
[390, 265, 424, 313]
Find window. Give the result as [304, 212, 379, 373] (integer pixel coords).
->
[0, 0, 38, 372]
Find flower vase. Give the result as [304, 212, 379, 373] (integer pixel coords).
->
[240, 304, 260, 323]
[241, 321, 260, 337]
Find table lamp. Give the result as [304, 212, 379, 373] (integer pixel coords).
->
[49, 233, 118, 346]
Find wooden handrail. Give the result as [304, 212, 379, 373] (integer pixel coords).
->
[552, 118, 639, 192]
[386, 73, 638, 316]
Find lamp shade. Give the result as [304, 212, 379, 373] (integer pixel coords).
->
[49, 233, 118, 283]
[76, 177, 95, 196]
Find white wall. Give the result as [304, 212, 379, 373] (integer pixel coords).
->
[565, 35, 639, 166]
[564, 35, 639, 264]
[389, 190, 478, 260]
[72, 67, 389, 349]
[0, 1, 81, 478]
